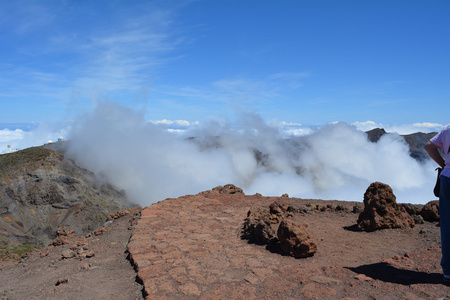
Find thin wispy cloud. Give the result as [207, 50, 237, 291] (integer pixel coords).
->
[1, 2, 180, 111]
[159, 72, 311, 112]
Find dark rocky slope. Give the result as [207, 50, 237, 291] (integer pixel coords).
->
[0, 145, 133, 254]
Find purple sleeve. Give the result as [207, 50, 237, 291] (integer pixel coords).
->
[430, 131, 444, 150]
[430, 124, 450, 152]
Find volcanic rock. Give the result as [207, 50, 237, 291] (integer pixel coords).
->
[357, 182, 415, 231]
[269, 200, 289, 215]
[242, 200, 317, 258]
[366, 128, 387, 143]
[420, 200, 440, 222]
[402, 203, 424, 224]
[0, 145, 133, 251]
[277, 219, 317, 258]
[212, 184, 244, 194]
[242, 205, 279, 245]
[200, 184, 245, 195]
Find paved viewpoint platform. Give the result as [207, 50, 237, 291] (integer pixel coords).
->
[127, 192, 449, 300]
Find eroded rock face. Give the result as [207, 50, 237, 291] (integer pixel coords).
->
[420, 200, 440, 222]
[199, 184, 245, 195]
[357, 182, 415, 231]
[242, 200, 317, 258]
[241, 205, 279, 245]
[0, 146, 132, 248]
[277, 220, 317, 258]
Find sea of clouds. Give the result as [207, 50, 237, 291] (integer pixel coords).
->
[0, 101, 443, 205]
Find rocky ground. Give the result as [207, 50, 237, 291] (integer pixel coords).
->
[0, 188, 447, 300]
[128, 191, 446, 300]
[0, 207, 143, 300]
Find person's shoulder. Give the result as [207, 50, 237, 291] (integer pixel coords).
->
[443, 124, 450, 131]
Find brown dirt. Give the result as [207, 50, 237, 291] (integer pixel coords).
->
[0, 208, 144, 300]
[1, 193, 448, 300]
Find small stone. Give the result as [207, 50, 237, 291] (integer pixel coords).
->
[61, 249, 75, 259]
[39, 250, 49, 258]
[85, 250, 95, 258]
[55, 278, 68, 286]
[79, 263, 91, 270]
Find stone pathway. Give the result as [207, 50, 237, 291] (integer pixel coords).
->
[127, 192, 450, 299]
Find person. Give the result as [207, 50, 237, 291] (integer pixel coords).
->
[425, 124, 450, 283]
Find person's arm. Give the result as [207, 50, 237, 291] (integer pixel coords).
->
[425, 141, 445, 168]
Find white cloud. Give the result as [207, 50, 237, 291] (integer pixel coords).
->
[352, 120, 442, 134]
[413, 122, 443, 129]
[0, 125, 69, 154]
[63, 102, 437, 206]
[150, 119, 199, 127]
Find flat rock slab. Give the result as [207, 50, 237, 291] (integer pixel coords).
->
[128, 194, 449, 299]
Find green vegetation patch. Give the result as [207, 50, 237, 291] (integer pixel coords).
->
[0, 243, 40, 258]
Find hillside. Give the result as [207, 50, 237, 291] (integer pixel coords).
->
[0, 145, 134, 256]
[366, 128, 437, 162]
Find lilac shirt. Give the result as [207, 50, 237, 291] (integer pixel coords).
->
[430, 124, 450, 177]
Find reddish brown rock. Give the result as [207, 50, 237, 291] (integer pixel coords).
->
[213, 184, 245, 194]
[242, 206, 279, 245]
[420, 200, 440, 222]
[61, 249, 76, 259]
[93, 226, 111, 236]
[50, 226, 77, 246]
[357, 182, 415, 231]
[277, 220, 317, 258]
[269, 200, 289, 215]
[200, 184, 245, 195]
[107, 206, 142, 221]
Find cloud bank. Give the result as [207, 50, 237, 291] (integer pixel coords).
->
[62, 101, 438, 206]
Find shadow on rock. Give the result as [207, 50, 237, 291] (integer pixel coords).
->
[348, 262, 442, 285]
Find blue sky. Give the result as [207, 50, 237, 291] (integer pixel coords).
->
[1, 0, 449, 128]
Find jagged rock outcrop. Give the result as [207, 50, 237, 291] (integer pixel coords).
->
[277, 219, 317, 258]
[241, 205, 279, 245]
[0, 145, 133, 250]
[357, 182, 415, 231]
[401, 203, 424, 224]
[199, 184, 244, 195]
[213, 184, 244, 194]
[420, 200, 440, 222]
[242, 200, 317, 258]
[366, 128, 387, 143]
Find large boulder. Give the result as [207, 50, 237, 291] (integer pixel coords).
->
[357, 182, 415, 231]
[199, 184, 244, 195]
[212, 184, 244, 194]
[242, 200, 317, 258]
[241, 205, 279, 245]
[277, 219, 317, 258]
[420, 200, 440, 222]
